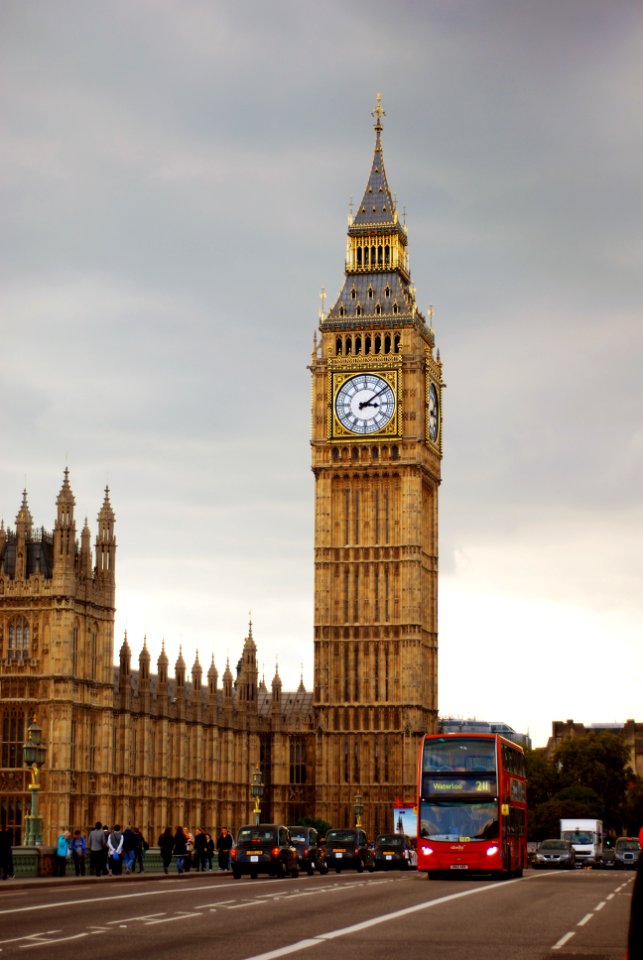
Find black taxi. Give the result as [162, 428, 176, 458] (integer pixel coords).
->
[325, 827, 375, 873]
[231, 824, 299, 879]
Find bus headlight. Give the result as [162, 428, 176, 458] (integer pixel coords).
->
[420, 845, 434, 856]
[486, 846, 499, 857]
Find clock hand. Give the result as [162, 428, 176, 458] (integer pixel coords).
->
[358, 400, 379, 410]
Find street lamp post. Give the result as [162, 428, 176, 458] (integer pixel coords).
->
[250, 766, 264, 826]
[353, 793, 364, 829]
[22, 717, 46, 846]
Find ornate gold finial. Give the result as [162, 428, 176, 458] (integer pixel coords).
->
[319, 287, 327, 322]
[372, 92, 385, 130]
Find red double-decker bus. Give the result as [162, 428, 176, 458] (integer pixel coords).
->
[416, 733, 527, 879]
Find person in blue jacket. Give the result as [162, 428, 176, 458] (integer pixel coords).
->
[55, 830, 70, 877]
[71, 829, 87, 876]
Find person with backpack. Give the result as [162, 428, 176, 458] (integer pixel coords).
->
[107, 824, 124, 876]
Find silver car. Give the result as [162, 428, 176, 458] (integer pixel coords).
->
[533, 839, 576, 870]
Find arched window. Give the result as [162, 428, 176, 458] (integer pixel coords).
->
[8, 617, 29, 663]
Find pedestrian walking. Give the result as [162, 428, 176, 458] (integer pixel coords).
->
[217, 826, 233, 872]
[158, 827, 174, 875]
[205, 832, 215, 872]
[173, 826, 189, 874]
[55, 830, 71, 877]
[88, 821, 107, 877]
[133, 827, 148, 873]
[193, 827, 208, 871]
[107, 824, 124, 876]
[71, 829, 87, 876]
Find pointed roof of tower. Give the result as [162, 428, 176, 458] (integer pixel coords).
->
[352, 93, 397, 229]
[98, 485, 115, 523]
[158, 640, 169, 669]
[56, 467, 75, 511]
[15, 489, 33, 533]
[119, 630, 131, 657]
[323, 94, 429, 332]
[139, 635, 151, 663]
[207, 654, 218, 681]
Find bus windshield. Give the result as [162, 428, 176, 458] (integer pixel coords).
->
[422, 737, 497, 774]
[419, 801, 499, 841]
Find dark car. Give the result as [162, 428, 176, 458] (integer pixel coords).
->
[231, 824, 299, 879]
[287, 825, 328, 875]
[614, 837, 641, 869]
[325, 828, 375, 873]
[374, 833, 417, 871]
[533, 839, 576, 870]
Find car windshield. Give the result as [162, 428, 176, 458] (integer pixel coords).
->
[562, 831, 594, 844]
[288, 830, 308, 842]
[540, 840, 567, 850]
[327, 830, 356, 842]
[237, 827, 277, 843]
[419, 801, 499, 841]
[376, 835, 403, 846]
[616, 840, 640, 851]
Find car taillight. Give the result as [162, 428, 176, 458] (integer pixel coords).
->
[304, 847, 309, 856]
[271, 847, 280, 858]
[231, 848, 237, 860]
[354, 847, 360, 856]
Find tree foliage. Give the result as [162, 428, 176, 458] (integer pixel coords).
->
[293, 815, 332, 837]
[526, 732, 635, 840]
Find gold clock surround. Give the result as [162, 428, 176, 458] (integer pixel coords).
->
[330, 362, 400, 440]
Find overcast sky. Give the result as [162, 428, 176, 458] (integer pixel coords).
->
[2, 0, 642, 749]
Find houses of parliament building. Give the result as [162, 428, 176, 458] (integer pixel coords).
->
[0, 99, 444, 845]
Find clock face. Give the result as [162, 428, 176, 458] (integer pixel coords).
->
[428, 382, 439, 442]
[335, 373, 396, 435]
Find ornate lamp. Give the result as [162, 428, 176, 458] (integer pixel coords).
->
[353, 793, 364, 829]
[22, 717, 46, 846]
[251, 765, 264, 826]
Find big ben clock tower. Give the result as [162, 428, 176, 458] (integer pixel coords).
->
[311, 96, 443, 835]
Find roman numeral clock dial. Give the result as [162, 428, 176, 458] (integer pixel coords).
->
[334, 373, 396, 435]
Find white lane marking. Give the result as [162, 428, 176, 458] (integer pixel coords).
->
[104, 912, 166, 924]
[552, 931, 575, 950]
[0, 881, 270, 917]
[595, 900, 606, 911]
[239, 879, 524, 960]
[144, 911, 202, 926]
[577, 913, 593, 926]
[20, 932, 88, 948]
[0, 932, 59, 947]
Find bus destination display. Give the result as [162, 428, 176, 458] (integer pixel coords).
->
[423, 775, 498, 798]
